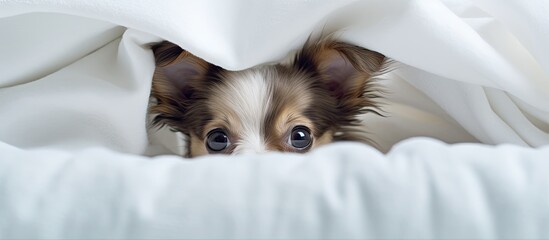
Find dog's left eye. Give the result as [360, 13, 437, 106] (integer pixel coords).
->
[206, 129, 230, 152]
[288, 126, 312, 149]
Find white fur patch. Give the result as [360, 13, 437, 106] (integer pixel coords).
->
[212, 68, 272, 154]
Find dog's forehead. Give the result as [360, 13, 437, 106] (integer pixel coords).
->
[208, 67, 313, 120]
[208, 68, 270, 129]
[204, 67, 314, 153]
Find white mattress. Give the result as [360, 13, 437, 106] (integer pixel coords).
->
[1, 0, 549, 238]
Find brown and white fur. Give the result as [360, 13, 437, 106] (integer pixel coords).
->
[149, 36, 386, 157]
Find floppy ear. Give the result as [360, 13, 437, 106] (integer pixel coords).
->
[293, 37, 386, 115]
[149, 41, 213, 130]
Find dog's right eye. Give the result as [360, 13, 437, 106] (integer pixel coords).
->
[206, 129, 230, 152]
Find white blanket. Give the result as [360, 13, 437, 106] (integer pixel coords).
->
[1, 0, 549, 238]
[1, 138, 549, 238]
[1, 0, 548, 153]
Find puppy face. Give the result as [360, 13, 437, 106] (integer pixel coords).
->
[150, 37, 385, 157]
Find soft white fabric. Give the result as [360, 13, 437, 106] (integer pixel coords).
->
[1, 138, 549, 239]
[1, 0, 548, 153]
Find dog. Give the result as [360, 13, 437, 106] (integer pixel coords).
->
[149, 36, 387, 157]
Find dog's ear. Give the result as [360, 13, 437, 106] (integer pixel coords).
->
[292, 36, 387, 144]
[293, 37, 385, 115]
[149, 41, 214, 130]
[151, 41, 212, 99]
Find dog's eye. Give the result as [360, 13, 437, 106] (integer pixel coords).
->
[289, 126, 312, 149]
[206, 129, 230, 152]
